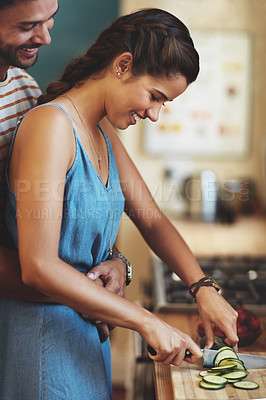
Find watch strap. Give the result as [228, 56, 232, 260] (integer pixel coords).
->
[108, 252, 132, 286]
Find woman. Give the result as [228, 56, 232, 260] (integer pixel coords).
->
[2, 8, 238, 399]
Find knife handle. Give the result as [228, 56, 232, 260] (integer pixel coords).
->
[147, 345, 192, 358]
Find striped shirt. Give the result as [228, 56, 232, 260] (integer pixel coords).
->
[0, 66, 41, 239]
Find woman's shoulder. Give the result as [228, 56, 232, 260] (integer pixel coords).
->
[19, 103, 74, 139]
[11, 102, 76, 177]
[14, 103, 76, 165]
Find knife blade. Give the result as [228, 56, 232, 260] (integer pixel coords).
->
[201, 348, 266, 369]
[147, 345, 266, 369]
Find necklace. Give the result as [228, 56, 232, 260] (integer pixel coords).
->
[62, 94, 102, 170]
[105, 176, 117, 256]
[62, 93, 116, 256]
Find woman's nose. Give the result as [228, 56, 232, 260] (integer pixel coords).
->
[146, 104, 162, 122]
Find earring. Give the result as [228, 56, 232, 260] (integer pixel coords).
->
[115, 67, 121, 76]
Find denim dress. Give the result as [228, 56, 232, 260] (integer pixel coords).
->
[0, 104, 125, 400]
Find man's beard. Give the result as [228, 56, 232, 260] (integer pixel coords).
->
[0, 39, 39, 70]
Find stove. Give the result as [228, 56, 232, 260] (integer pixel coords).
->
[152, 256, 266, 315]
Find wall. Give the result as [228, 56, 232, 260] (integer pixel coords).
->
[28, 0, 119, 91]
[117, 0, 266, 303]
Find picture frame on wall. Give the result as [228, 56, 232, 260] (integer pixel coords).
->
[144, 30, 252, 159]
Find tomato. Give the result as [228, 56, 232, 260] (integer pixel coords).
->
[237, 325, 248, 335]
[249, 315, 261, 330]
[237, 309, 248, 325]
[213, 327, 224, 336]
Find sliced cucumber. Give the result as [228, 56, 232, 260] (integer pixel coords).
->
[209, 364, 236, 372]
[199, 380, 225, 390]
[199, 370, 221, 377]
[203, 375, 227, 385]
[213, 348, 238, 367]
[221, 370, 247, 380]
[233, 380, 259, 390]
[218, 358, 246, 371]
[215, 346, 233, 352]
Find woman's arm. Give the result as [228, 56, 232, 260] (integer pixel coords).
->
[106, 120, 238, 349]
[9, 107, 202, 366]
[0, 117, 126, 303]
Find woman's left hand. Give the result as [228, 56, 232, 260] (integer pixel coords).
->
[195, 286, 239, 350]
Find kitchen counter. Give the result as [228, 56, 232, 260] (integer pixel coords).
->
[168, 215, 266, 257]
[151, 215, 266, 397]
[153, 313, 266, 400]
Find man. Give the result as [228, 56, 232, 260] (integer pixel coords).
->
[0, 0, 126, 309]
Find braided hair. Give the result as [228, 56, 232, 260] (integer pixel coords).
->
[38, 8, 199, 104]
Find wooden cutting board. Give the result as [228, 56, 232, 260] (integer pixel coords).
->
[171, 352, 266, 400]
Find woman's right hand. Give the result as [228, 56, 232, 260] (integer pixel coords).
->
[141, 316, 202, 366]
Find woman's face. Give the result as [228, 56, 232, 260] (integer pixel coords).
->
[106, 73, 188, 130]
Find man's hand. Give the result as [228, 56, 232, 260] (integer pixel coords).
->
[84, 257, 127, 342]
[87, 258, 127, 298]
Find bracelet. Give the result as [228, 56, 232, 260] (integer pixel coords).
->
[189, 277, 220, 302]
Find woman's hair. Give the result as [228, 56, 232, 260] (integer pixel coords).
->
[38, 8, 199, 104]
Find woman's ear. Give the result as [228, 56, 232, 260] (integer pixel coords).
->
[113, 52, 133, 77]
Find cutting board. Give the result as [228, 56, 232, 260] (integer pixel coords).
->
[171, 352, 266, 400]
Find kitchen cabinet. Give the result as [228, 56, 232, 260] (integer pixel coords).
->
[153, 313, 266, 400]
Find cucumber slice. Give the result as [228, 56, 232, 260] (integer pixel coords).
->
[221, 371, 247, 380]
[233, 381, 259, 390]
[215, 346, 233, 352]
[199, 380, 225, 390]
[209, 364, 236, 372]
[203, 375, 228, 385]
[226, 378, 243, 383]
[199, 370, 222, 377]
[213, 348, 238, 367]
[218, 358, 246, 371]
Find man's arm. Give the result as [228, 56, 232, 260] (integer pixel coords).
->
[0, 245, 50, 302]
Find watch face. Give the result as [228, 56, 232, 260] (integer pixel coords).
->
[126, 264, 132, 285]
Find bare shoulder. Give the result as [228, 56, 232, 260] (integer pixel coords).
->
[11, 103, 76, 173]
[18, 103, 73, 142]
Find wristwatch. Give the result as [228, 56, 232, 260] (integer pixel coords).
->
[108, 252, 132, 286]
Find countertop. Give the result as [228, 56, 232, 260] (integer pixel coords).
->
[153, 313, 266, 400]
[168, 215, 266, 257]
[152, 215, 266, 398]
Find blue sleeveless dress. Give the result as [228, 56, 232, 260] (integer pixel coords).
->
[0, 104, 125, 400]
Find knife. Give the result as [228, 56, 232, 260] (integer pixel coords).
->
[199, 348, 266, 369]
[147, 345, 266, 369]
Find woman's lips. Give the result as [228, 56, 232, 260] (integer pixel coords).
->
[130, 111, 142, 125]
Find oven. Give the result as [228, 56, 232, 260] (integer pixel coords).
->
[152, 255, 266, 315]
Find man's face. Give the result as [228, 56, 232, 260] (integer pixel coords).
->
[0, 0, 58, 76]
